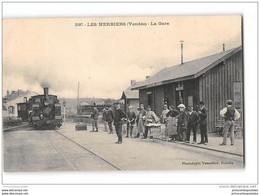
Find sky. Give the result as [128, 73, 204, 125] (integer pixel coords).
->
[3, 15, 241, 99]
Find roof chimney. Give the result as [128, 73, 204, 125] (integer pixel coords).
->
[223, 43, 225, 51]
[180, 40, 184, 64]
[146, 76, 150, 79]
[130, 80, 136, 86]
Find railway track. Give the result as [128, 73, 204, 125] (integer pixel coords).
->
[49, 130, 122, 171]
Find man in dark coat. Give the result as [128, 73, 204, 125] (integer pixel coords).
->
[91, 106, 99, 132]
[198, 101, 208, 145]
[177, 104, 188, 142]
[102, 107, 108, 132]
[114, 102, 126, 144]
[186, 106, 199, 144]
[105, 106, 114, 134]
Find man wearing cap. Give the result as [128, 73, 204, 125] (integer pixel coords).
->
[105, 106, 114, 134]
[177, 104, 188, 142]
[198, 101, 208, 145]
[114, 102, 126, 144]
[136, 104, 146, 138]
[160, 104, 169, 138]
[160, 104, 170, 125]
[219, 100, 240, 146]
[102, 107, 108, 132]
[144, 105, 159, 139]
[186, 106, 199, 144]
[126, 105, 136, 137]
[90, 106, 99, 132]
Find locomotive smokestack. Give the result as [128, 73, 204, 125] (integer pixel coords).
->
[44, 87, 49, 99]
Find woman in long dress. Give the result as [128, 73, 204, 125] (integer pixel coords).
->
[136, 104, 146, 138]
[166, 105, 179, 141]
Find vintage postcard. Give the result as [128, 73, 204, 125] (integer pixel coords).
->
[3, 15, 243, 172]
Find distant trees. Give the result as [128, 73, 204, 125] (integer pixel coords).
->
[104, 98, 115, 105]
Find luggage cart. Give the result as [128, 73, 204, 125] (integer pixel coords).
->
[75, 122, 87, 131]
[146, 123, 161, 141]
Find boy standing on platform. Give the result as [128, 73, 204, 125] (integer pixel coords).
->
[126, 105, 136, 138]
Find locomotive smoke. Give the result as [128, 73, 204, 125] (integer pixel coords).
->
[40, 81, 51, 89]
[5, 61, 77, 97]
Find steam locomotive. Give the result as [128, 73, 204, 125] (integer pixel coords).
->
[17, 87, 62, 129]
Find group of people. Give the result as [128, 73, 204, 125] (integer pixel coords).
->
[159, 99, 240, 146]
[160, 101, 208, 145]
[91, 99, 240, 146]
[91, 102, 126, 144]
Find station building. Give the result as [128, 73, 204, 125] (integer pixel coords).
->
[132, 46, 243, 133]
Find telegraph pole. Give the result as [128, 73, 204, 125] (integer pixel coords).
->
[77, 82, 80, 114]
[180, 40, 184, 64]
[63, 100, 66, 122]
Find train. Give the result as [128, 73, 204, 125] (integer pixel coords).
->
[17, 87, 62, 129]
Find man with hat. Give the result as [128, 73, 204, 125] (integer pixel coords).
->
[90, 106, 99, 132]
[113, 102, 126, 144]
[102, 107, 108, 132]
[177, 103, 188, 142]
[160, 104, 170, 139]
[144, 105, 159, 139]
[198, 101, 208, 145]
[105, 105, 114, 134]
[160, 104, 170, 125]
[126, 105, 136, 138]
[219, 100, 240, 146]
[186, 106, 199, 144]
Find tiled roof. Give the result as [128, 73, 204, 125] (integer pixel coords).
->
[121, 90, 139, 99]
[3, 90, 39, 102]
[132, 46, 242, 89]
[121, 81, 141, 99]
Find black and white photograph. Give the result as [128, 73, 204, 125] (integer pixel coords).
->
[1, 2, 259, 195]
[3, 15, 244, 171]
